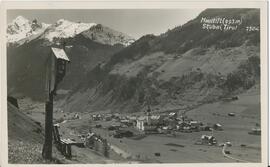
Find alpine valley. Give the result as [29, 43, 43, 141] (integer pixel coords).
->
[7, 9, 261, 164]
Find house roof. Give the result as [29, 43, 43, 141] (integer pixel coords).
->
[128, 116, 137, 120]
[169, 112, 176, 116]
[150, 115, 160, 120]
[87, 132, 95, 138]
[215, 123, 222, 127]
[51, 47, 70, 62]
[201, 135, 214, 140]
[190, 121, 199, 124]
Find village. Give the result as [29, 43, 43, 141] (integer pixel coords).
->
[50, 100, 261, 163]
[87, 107, 223, 142]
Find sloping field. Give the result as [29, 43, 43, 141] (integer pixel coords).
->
[8, 102, 43, 143]
[8, 102, 66, 164]
[186, 85, 261, 162]
[156, 45, 259, 81]
[8, 102, 44, 163]
[109, 45, 259, 82]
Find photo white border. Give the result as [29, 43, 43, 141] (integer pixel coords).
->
[0, 1, 268, 167]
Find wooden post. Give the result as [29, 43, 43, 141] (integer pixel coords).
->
[42, 92, 53, 160]
[52, 126, 58, 144]
[42, 46, 70, 160]
[61, 142, 65, 154]
[66, 145, 72, 159]
[103, 139, 109, 158]
[53, 125, 61, 143]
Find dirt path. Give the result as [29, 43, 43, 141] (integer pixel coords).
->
[222, 145, 251, 163]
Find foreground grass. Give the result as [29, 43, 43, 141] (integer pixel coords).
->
[8, 140, 63, 164]
[8, 140, 44, 164]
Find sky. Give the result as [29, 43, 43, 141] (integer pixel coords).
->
[7, 9, 204, 39]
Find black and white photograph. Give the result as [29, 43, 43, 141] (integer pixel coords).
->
[0, 1, 268, 166]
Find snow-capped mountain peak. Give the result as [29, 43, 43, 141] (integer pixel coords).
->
[12, 16, 29, 27]
[7, 16, 50, 44]
[42, 19, 135, 46]
[7, 16, 135, 47]
[43, 19, 97, 42]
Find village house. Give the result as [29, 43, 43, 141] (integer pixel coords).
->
[112, 113, 120, 120]
[91, 114, 102, 121]
[168, 112, 178, 119]
[248, 128, 261, 135]
[213, 123, 223, 131]
[200, 135, 217, 145]
[104, 114, 112, 121]
[126, 115, 137, 126]
[84, 132, 96, 148]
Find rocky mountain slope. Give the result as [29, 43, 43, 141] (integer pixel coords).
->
[62, 9, 260, 114]
[7, 17, 135, 100]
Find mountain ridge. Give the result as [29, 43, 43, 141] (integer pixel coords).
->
[62, 8, 260, 114]
[7, 16, 135, 100]
[7, 9, 260, 115]
[7, 16, 135, 47]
